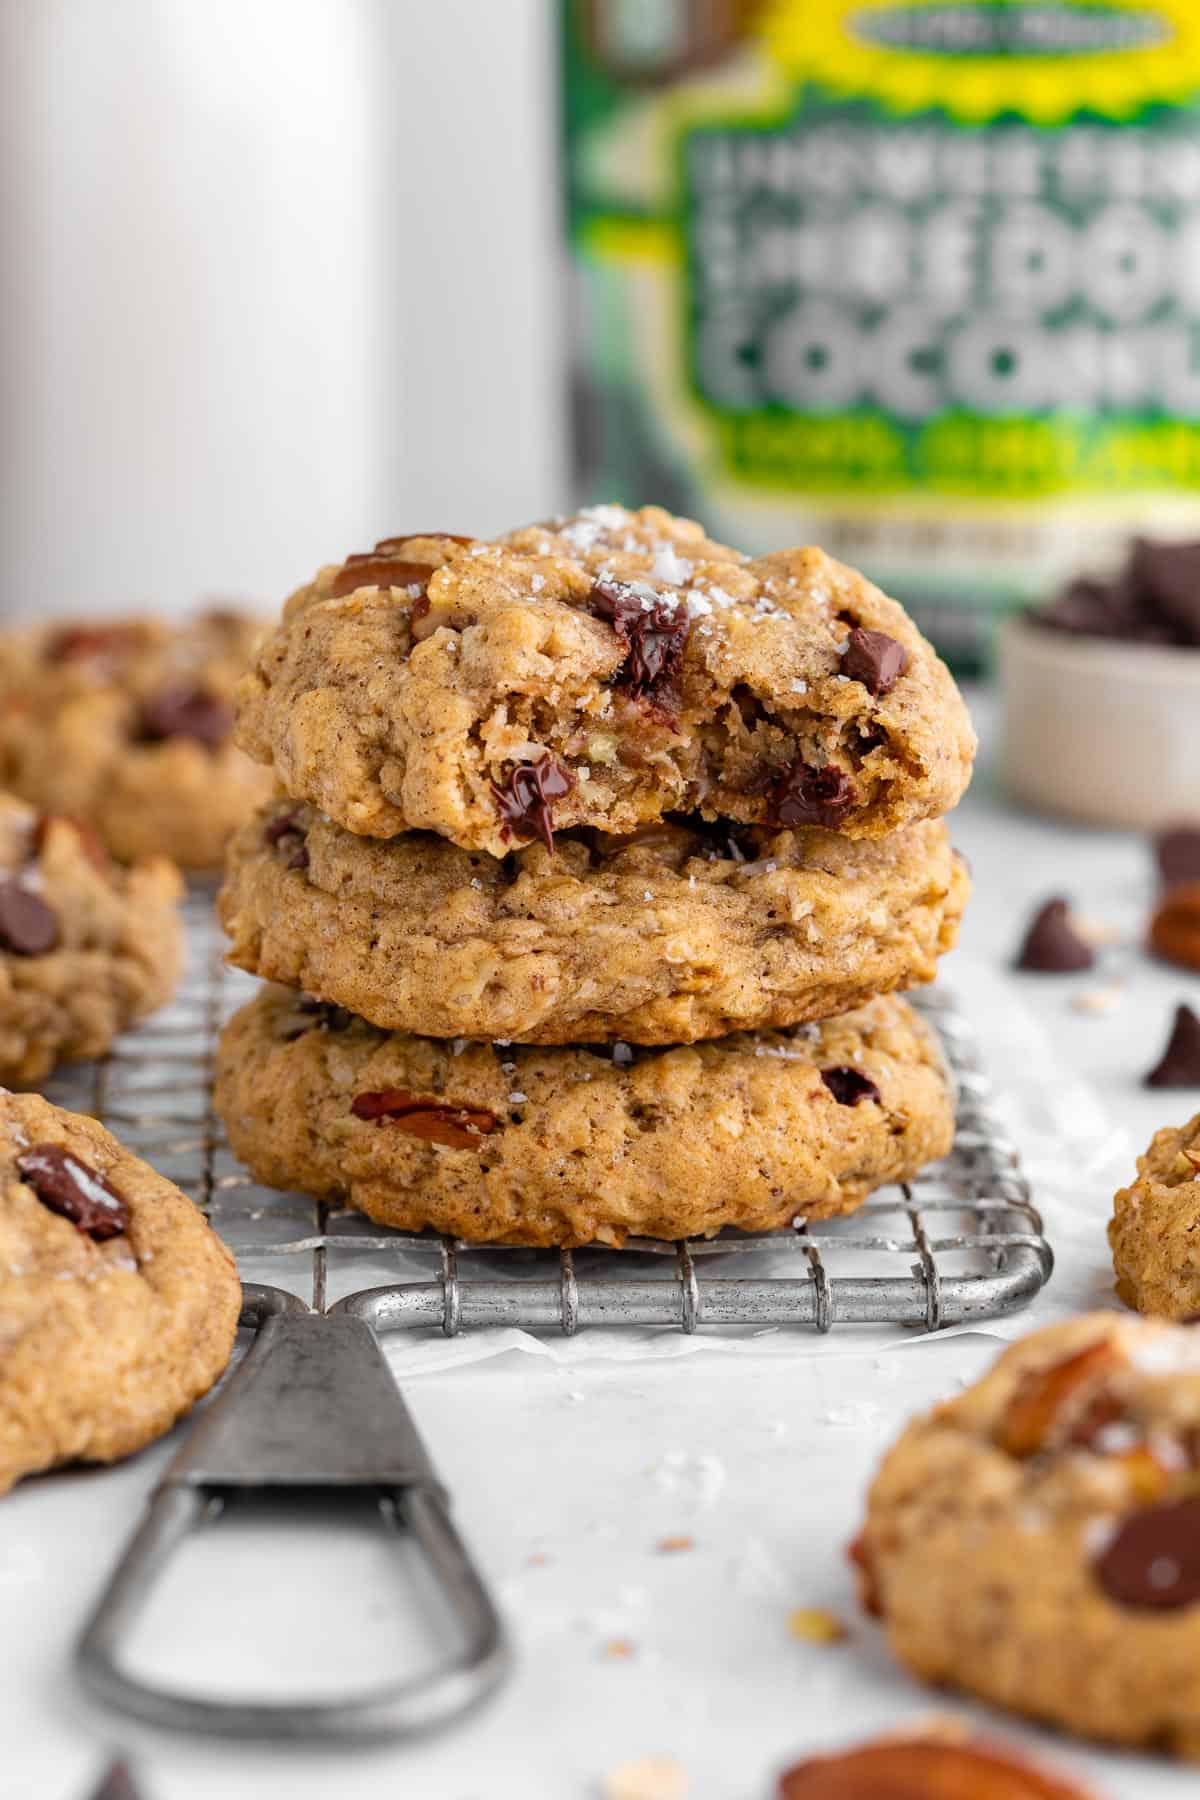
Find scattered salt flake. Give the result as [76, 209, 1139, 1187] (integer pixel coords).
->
[787, 1606, 848, 1644]
[1071, 984, 1124, 1015]
[530, 574, 545, 592]
[649, 546, 693, 585]
[468, 878, 482, 890]
[789, 678, 808, 694]
[656, 1534, 694, 1554]
[650, 1450, 725, 1506]
[507, 1091, 528, 1106]
[643, 890, 653, 902]
[602, 1756, 689, 1800]
[819, 1401, 879, 1428]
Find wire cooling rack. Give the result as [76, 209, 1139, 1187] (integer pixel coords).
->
[44, 889, 1052, 1337]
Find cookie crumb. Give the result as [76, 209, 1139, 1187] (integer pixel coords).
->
[656, 1534, 694, 1554]
[787, 1606, 848, 1643]
[1071, 985, 1124, 1015]
[602, 1755, 688, 1800]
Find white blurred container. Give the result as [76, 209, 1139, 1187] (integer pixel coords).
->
[0, 0, 563, 618]
[1000, 617, 1200, 828]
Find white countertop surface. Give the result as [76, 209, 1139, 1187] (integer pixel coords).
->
[7, 694, 1200, 1800]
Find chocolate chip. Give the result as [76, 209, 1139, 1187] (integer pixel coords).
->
[264, 808, 303, 844]
[1014, 898, 1095, 973]
[87, 1759, 144, 1800]
[1030, 538, 1200, 648]
[1093, 1495, 1200, 1611]
[491, 753, 574, 854]
[588, 577, 690, 710]
[1145, 1004, 1200, 1087]
[0, 881, 58, 955]
[17, 1143, 129, 1240]
[350, 1089, 498, 1149]
[820, 1066, 881, 1106]
[1129, 537, 1200, 641]
[767, 758, 856, 830]
[297, 997, 353, 1032]
[840, 627, 908, 697]
[137, 685, 232, 749]
[1156, 825, 1200, 889]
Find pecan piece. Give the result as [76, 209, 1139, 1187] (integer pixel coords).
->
[351, 1089, 498, 1149]
[998, 1340, 1124, 1458]
[778, 1735, 1093, 1798]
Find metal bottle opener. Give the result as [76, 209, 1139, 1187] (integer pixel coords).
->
[76, 1284, 511, 1741]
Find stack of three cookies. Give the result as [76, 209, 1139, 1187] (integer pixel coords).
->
[214, 507, 973, 1248]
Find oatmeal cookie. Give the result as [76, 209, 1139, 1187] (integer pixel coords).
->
[214, 988, 954, 1247]
[235, 508, 975, 853]
[854, 1313, 1200, 1759]
[0, 795, 181, 1085]
[0, 1090, 240, 1494]
[221, 802, 968, 1045]
[1110, 1111, 1200, 1316]
[0, 608, 273, 867]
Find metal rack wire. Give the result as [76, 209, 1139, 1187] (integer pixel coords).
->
[45, 889, 1052, 1337]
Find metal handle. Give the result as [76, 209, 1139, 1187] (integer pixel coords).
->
[76, 1283, 511, 1741]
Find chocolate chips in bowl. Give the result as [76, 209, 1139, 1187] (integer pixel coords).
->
[1001, 539, 1200, 829]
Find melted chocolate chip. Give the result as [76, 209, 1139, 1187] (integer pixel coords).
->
[1093, 1495, 1200, 1611]
[491, 753, 574, 854]
[350, 1089, 498, 1149]
[820, 1066, 881, 1106]
[767, 758, 856, 830]
[588, 577, 690, 710]
[138, 685, 232, 749]
[264, 808, 303, 844]
[0, 881, 58, 955]
[17, 1143, 129, 1239]
[1156, 825, 1200, 889]
[1014, 897, 1095, 973]
[840, 627, 908, 697]
[1145, 1003, 1200, 1087]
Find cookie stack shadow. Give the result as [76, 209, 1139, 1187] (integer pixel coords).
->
[212, 510, 973, 1249]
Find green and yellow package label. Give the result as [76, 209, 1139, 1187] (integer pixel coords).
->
[561, 0, 1200, 664]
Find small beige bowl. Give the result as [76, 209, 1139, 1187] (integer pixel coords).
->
[1000, 617, 1200, 829]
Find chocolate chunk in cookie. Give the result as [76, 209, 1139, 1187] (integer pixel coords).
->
[1093, 1495, 1200, 1611]
[820, 1066, 881, 1106]
[840, 627, 908, 697]
[768, 759, 856, 830]
[138, 685, 232, 749]
[1014, 897, 1094, 973]
[588, 577, 690, 710]
[491, 754, 574, 854]
[17, 1143, 130, 1239]
[0, 881, 58, 955]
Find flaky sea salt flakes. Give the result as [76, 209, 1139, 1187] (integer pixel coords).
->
[787, 1606, 848, 1644]
[602, 1756, 689, 1800]
[649, 545, 693, 586]
[469, 878, 482, 890]
[790, 678, 808, 694]
[507, 1091, 528, 1106]
[530, 573, 545, 592]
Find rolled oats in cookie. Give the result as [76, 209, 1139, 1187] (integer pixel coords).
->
[213, 987, 954, 1248]
[234, 508, 975, 853]
[0, 1090, 240, 1494]
[0, 608, 274, 867]
[1111, 1110, 1200, 1317]
[854, 1313, 1200, 1759]
[0, 795, 182, 1085]
[220, 801, 969, 1045]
